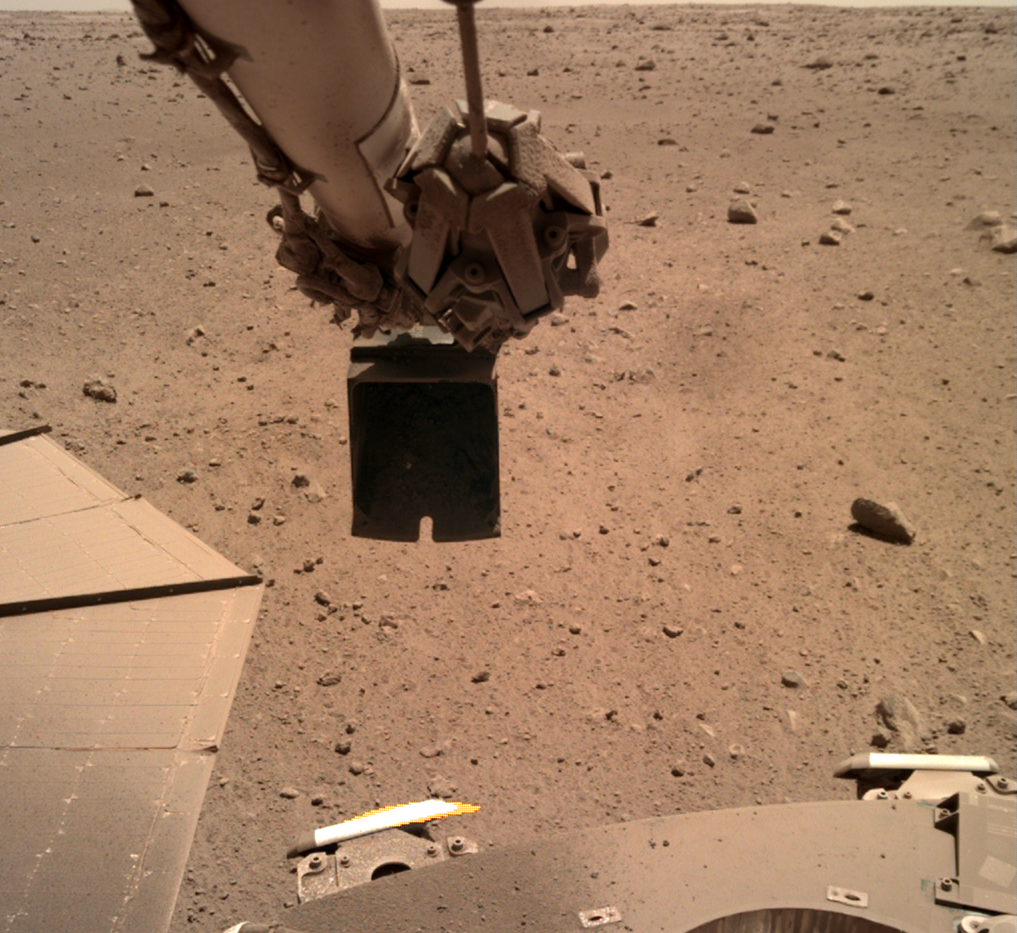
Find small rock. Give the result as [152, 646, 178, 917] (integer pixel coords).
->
[300, 482, 325, 503]
[549, 312, 569, 326]
[279, 787, 300, 799]
[314, 590, 331, 606]
[826, 349, 846, 362]
[30, 234, 40, 243]
[733, 182, 752, 194]
[805, 55, 833, 70]
[634, 59, 656, 72]
[965, 210, 1002, 229]
[658, 137, 678, 146]
[832, 200, 853, 215]
[877, 86, 896, 95]
[334, 740, 352, 755]
[311, 795, 326, 806]
[176, 468, 198, 484]
[751, 123, 774, 135]
[727, 199, 758, 224]
[548, 364, 561, 377]
[186, 325, 206, 345]
[703, 753, 716, 768]
[785, 710, 801, 732]
[316, 670, 341, 687]
[471, 670, 491, 684]
[419, 744, 442, 759]
[542, 24, 554, 32]
[653, 533, 670, 547]
[870, 731, 891, 748]
[670, 763, 686, 777]
[273, 514, 286, 526]
[247, 512, 261, 525]
[1002, 692, 1017, 711]
[427, 774, 457, 799]
[876, 692, 926, 752]
[407, 75, 431, 85]
[970, 629, 987, 645]
[134, 183, 154, 197]
[514, 589, 542, 605]
[991, 226, 1016, 254]
[569, 624, 582, 635]
[728, 743, 745, 759]
[947, 719, 966, 735]
[819, 230, 842, 246]
[858, 290, 874, 301]
[348, 761, 366, 776]
[618, 301, 638, 311]
[850, 498, 916, 544]
[781, 669, 806, 688]
[662, 624, 683, 639]
[291, 473, 310, 488]
[636, 212, 658, 227]
[83, 379, 117, 403]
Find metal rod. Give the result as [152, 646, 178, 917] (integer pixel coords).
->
[454, 0, 487, 160]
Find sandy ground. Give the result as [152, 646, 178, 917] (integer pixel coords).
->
[1, 4, 1016, 929]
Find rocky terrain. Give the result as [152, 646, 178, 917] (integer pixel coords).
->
[1, 4, 1015, 929]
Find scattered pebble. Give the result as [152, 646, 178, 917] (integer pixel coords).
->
[176, 468, 198, 484]
[134, 183, 154, 197]
[291, 473, 310, 488]
[634, 59, 656, 72]
[858, 290, 874, 301]
[877, 86, 896, 95]
[279, 787, 300, 799]
[471, 670, 491, 683]
[966, 210, 1002, 229]
[348, 761, 366, 776]
[662, 624, 683, 638]
[1002, 692, 1017, 711]
[427, 774, 456, 798]
[636, 212, 658, 227]
[946, 719, 966, 735]
[733, 182, 752, 194]
[969, 629, 986, 645]
[819, 230, 842, 246]
[831, 217, 855, 234]
[832, 200, 853, 215]
[728, 743, 745, 759]
[316, 670, 341, 686]
[850, 498, 916, 544]
[314, 590, 332, 606]
[727, 199, 758, 224]
[805, 55, 833, 70]
[334, 740, 351, 755]
[751, 123, 774, 135]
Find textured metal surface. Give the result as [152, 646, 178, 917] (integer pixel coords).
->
[289, 798, 981, 933]
[0, 431, 263, 932]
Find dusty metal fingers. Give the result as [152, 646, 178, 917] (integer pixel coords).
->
[388, 101, 608, 353]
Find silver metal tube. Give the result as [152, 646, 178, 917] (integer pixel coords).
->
[178, 0, 416, 253]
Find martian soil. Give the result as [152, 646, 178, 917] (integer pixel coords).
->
[1, 4, 1015, 929]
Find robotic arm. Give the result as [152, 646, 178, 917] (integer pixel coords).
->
[131, 0, 608, 353]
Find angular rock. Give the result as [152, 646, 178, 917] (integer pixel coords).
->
[316, 670, 341, 687]
[876, 692, 926, 752]
[991, 226, 1016, 254]
[831, 217, 855, 234]
[965, 210, 1002, 229]
[851, 498, 916, 543]
[134, 183, 154, 197]
[819, 230, 842, 246]
[832, 199, 852, 215]
[805, 55, 833, 70]
[781, 669, 807, 688]
[751, 123, 774, 135]
[83, 379, 117, 403]
[727, 199, 758, 224]
[279, 786, 300, 799]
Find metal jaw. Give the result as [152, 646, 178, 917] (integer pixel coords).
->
[388, 100, 608, 353]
